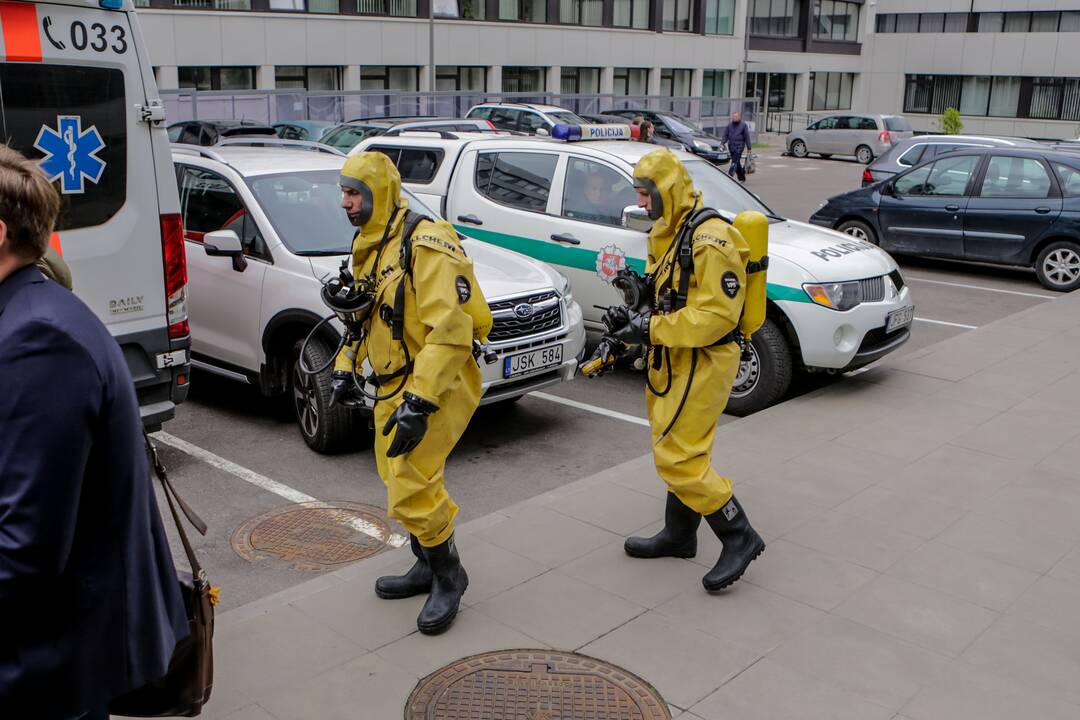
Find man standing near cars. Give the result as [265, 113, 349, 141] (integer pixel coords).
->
[603, 149, 765, 592]
[0, 147, 189, 718]
[722, 111, 753, 182]
[331, 152, 488, 635]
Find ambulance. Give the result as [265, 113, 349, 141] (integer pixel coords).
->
[0, 0, 189, 429]
[354, 123, 916, 415]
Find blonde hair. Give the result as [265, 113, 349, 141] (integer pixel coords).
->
[0, 145, 61, 261]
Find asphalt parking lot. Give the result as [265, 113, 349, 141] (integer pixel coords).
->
[159, 139, 1062, 610]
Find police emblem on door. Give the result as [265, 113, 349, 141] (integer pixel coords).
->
[596, 244, 627, 284]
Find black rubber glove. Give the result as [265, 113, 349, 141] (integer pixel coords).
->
[383, 392, 439, 457]
[603, 304, 631, 334]
[329, 370, 354, 408]
[610, 308, 651, 346]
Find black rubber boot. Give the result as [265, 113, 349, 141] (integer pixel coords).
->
[375, 535, 432, 599]
[702, 496, 765, 592]
[624, 492, 701, 559]
[417, 535, 468, 635]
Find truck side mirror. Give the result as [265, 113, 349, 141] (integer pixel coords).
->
[622, 205, 653, 233]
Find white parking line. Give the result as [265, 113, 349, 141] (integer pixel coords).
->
[905, 275, 1055, 300]
[915, 317, 979, 330]
[530, 391, 651, 427]
[153, 431, 407, 547]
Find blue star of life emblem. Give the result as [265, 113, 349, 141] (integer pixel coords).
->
[34, 115, 106, 194]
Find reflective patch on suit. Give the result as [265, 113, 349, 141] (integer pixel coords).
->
[722, 500, 739, 521]
[722, 271, 741, 298]
[455, 275, 471, 304]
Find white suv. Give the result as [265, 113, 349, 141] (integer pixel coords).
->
[467, 103, 589, 135]
[355, 128, 915, 415]
[171, 143, 585, 453]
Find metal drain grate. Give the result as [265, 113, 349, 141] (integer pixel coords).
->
[405, 650, 670, 719]
[231, 502, 401, 571]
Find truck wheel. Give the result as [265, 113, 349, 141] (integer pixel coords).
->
[724, 319, 793, 417]
[290, 337, 360, 454]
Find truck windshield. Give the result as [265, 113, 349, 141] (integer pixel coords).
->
[248, 169, 440, 255]
[682, 160, 782, 221]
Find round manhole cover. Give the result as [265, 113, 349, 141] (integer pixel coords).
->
[231, 502, 404, 571]
[405, 650, 670, 719]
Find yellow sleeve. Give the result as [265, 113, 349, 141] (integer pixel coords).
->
[406, 236, 476, 405]
[649, 226, 748, 349]
[333, 338, 368, 374]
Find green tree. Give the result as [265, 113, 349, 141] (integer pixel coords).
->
[939, 108, 964, 135]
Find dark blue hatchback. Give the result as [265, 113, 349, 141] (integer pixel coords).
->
[810, 147, 1080, 292]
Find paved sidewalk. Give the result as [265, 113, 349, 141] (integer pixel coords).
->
[201, 290, 1080, 720]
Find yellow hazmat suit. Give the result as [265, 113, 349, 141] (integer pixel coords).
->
[334, 152, 485, 548]
[637, 150, 750, 516]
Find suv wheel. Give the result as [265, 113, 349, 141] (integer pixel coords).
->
[855, 145, 874, 164]
[790, 140, 808, 158]
[290, 337, 360, 454]
[1035, 240, 1080, 292]
[724, 319, 793, 417]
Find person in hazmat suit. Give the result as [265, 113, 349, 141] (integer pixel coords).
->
[330, 152, 489, 634]
[603, 148, 765, 592]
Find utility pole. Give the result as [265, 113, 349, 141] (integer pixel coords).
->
[429, 0, 436, 95]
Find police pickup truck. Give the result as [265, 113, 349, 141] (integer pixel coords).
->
[353, 125, 916, 415]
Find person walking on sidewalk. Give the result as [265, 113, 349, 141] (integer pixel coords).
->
[603, 149, 765, 592]
[330, 152, 489, 635]
[722, 111, 753, 182]
[0, 147, 189, 718]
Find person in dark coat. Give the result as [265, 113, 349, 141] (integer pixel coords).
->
[0, 146, 188, 719]
[721, 111, 753, 182]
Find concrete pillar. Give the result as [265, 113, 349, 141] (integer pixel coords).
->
[343, 65, 362, 91]
[691, 67, 704, 97]
[547, 65, 562, 96]
[488, 65, 503, 93]
[257, 65, 276, 90]
[792, 73, 809, 113]
[419, 64, 434, 92]
[600, 65, 615, 96]
[648, 66, 663, 97]
[156, 65, 179, 90]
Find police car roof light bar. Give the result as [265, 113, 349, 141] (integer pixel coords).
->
[550, 123, 639, 142]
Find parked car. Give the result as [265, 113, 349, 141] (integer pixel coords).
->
[577, 113, 625, 125]
[863, 135, 1042, 186]
[320, 117, 496, 153]
[787, 114, 913, 164]
[602, 109, 730, 165]
[167, 119, 277, 146]
[171, 144, 585, 452]
[356, 125, 915, 415]
[467, 103, 589, 134]
[274, 121, 337, 141]
[810, 147, 1080, 291]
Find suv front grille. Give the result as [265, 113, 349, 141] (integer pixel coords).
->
[488, 291, 562, 342]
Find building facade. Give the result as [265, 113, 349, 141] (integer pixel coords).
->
[138, 0, 1080, 138]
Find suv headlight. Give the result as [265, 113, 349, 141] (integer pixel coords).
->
[693, 139, 711, 152]
[803, 281, 864, 311]
[555, 272, 573, 303]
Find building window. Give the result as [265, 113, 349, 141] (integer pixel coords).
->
[919, 12, 943, 32]
[1031, 12, 1060, 32]
[436, 66, 486, 91]
[1062, 11, 1080, 31]
[903, 74, 1032, 119]
[704, 0, 735, 34]
[269, 0, 340, 10]
[1003, 12, 1030, 32]
[988, 77, 1021, 117]
[561, 67, 600, 94]
[813, 0, 859, 41]
[750, 0, 800, 38]
[746, 72, 794, 112]
[959, 76, 992, 116]
[808, 71, 853, 111]
[433, 0, 485, 18]
[895, 13, 918, 32]
[178, 66, 256, 91]
[978, 13, 1003, 32]
[560, 0, 603, 25]
[903, 74, 961, 114]
[173, 0, 250, 8]
[943, 12, 968, 32]
[357, 0, 417, 14]
[660, 68, 692, 97]
[613, 67, 649, 96]
[275, 66, 342, 90]
[613, 0, 651, 27]
[502, 66, 546, 93]
[1028, 77, 1080, 120]
[875, 13, 895, 33]
[702, 69, 730, 97]
[360, 66, 419, 91]
[499, 0, 546, 22]
[662, 0, 694, 31]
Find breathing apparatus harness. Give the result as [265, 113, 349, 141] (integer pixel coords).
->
[300, 207, 495, 407]
[645, 205, 769, 440]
